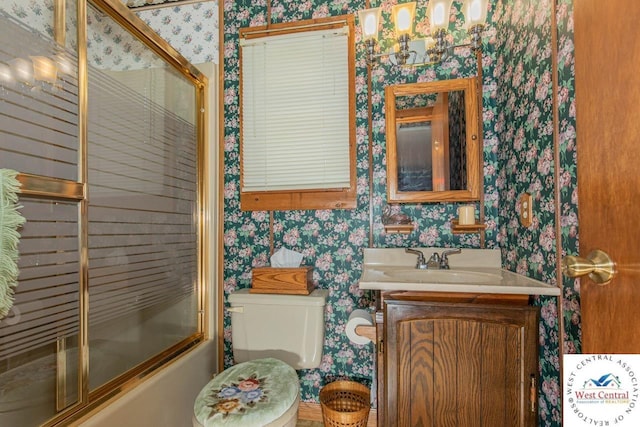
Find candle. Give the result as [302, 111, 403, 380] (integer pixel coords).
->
[458, 205, 476, 225]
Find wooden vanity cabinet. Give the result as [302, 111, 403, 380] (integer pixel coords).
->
[380, 293, 539, 427]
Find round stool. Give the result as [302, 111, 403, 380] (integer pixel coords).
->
[193, 358, 300, 427]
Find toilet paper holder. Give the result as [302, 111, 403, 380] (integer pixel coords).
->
[346, 309, 377, 345]
[354, 324, 376, 342]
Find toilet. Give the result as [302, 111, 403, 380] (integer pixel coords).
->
[193, 288, 329, 427]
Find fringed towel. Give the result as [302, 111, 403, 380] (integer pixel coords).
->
[0, 169, 26, 319]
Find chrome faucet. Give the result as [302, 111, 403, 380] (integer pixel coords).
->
[439, 248, 462, 269]
[426, 252, 441, 269]
[406, 248, 462, 269]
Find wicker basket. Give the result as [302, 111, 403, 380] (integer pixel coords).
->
[319, 380, 371, 427]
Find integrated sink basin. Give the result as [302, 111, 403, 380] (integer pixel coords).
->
[358, 248, 561, 296]
[379, 268, 503, 285]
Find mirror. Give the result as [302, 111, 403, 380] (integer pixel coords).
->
[385, 77, 481, 203]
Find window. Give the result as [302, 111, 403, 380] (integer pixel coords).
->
[239, 16, 356, 211]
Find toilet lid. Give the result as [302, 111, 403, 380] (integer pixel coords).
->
[193, 358, 299, 427]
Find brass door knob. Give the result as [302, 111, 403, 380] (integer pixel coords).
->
[562, 249, 616, 285]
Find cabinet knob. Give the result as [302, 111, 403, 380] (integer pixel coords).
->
[562, 249, 616, 285]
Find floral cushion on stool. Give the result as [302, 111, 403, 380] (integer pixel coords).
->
[194, 358, 299, 427]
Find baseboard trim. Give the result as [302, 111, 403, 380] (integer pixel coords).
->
[298, 402, 377, 426]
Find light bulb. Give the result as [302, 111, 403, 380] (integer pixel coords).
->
[392, 2, 416, 37]
[364, 14, 377, 37]
[358, 8, 381, 42]
[433, 3, 446, 26]
[463, 0, 488, 28]
[396, 7, 412, 32]
[428, 0, 452, 34]
[470, 0, 482, 21]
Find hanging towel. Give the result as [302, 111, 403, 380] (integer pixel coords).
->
[0, 169, 26, 319]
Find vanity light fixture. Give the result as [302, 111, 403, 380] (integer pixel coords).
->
[358, 0, 489, 67]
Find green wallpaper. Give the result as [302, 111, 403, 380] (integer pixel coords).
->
[494, 0, 560, 424]
[556, 0, 581, 357]
[493, 0, 580, 424]
[221, 1, 579, 424]
[222, 0, 376, 403]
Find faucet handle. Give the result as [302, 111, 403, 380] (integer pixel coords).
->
[405, 248, 424, 259]
[441, 248, 462, 257]
[440, 248, 462, 269]
[405, 248, 426, 269]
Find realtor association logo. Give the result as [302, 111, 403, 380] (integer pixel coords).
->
[564, 355, 640, 426]
[574, 373, 628, 403]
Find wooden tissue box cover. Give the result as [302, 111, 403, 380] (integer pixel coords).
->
[251, 266, 314, 295]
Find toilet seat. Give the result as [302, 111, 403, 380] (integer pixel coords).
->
[193, 358, 299, 427]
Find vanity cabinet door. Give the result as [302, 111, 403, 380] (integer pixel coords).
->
[384, 300, 539, 427]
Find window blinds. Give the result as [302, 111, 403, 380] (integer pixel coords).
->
[241, 26, 351, 192]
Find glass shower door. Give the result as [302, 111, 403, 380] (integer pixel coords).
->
[0, 1, 204, 425]
[0, 1, 82, 425]
[85, 2, 199, 392]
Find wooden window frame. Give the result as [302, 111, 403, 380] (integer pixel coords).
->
[239, 15, 357, 211]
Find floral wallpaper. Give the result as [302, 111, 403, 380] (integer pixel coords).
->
[87, 3, 167, 70]
[556, 0, 580, 357]
[0, 0, 581, 424]
[0, 0, 55, 39]
[218, 1, 582, 424]
[492, 0, 581, 422]
[368, 1, 497, 250]
[0, 0, 218, 71]
[494, 0, 557, 422]
[134, 1, 219, 65]
[221, 0, 376, 403]
[221, 0, 503, 404]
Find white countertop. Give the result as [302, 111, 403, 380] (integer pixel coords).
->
[359, 248, 560, 296]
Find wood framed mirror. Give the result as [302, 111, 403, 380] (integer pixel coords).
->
[385, 77, 481, 203]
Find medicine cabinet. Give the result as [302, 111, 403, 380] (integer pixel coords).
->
[385, 77, 481, 203]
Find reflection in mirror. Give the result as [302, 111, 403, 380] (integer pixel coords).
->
[386, 77, 480, 203]
[395, 90, 467, 192]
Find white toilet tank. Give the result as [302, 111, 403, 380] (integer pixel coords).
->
[228, 288, 328, 369]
